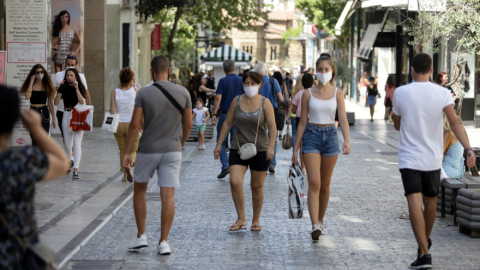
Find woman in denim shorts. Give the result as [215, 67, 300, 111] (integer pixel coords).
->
[292, 55, 351, 241]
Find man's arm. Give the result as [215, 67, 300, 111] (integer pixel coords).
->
[393, 114, 401, 131]
[444, 105, 476, 168]
[211, 93, 222, 125]
[181, 108, 193, 149]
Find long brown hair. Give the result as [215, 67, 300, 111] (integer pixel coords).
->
[20, 64, 55, 98]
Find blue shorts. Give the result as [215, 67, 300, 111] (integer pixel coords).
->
[302, 123, 340, 156]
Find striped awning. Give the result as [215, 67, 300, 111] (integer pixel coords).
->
[200, 45, 252, 62]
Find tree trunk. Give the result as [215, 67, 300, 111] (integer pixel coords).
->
[167, 6, 184, 58]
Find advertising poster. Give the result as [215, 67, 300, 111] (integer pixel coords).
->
[51, 0, 84, 73]
[0, 51, 5, 85]
[6, 0, 49, 147]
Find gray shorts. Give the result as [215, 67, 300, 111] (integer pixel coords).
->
[133, 152, 182, 187]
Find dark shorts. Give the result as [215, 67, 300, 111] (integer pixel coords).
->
[400, 168, 441, 197]
[229, 149, 270, 171]
[385, 97, 393, 108]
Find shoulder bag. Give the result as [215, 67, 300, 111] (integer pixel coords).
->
[0, 214, 57, 270]
[153, 83, 184, 114]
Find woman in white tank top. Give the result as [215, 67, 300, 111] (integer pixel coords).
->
[110, 67, 140, 182]
[292, 55, 351, 241]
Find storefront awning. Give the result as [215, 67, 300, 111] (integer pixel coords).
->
[335, 0, 357, 35]
[357, 23, 383, 60]
[200, 44, 252, 62]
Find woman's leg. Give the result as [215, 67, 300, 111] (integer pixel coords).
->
[229, 165, 248, 226]
[250, 170, 267, 226]
[370, 104, 375, 119]
[114, 123, 127, 173]
[41, 107, 50, 133]
[63, 112, 74, 162]
[72, 130, 85, 170]
[303, 153, 321, 226]
[318, 155, 338, 223]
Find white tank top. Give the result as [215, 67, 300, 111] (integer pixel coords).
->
[115, 87, 136, 122]
[308, 88, 337, 125]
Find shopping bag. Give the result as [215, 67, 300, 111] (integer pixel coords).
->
[101, 112, 120, 133]
[287, 162, 305, 219]
[282, 123, 292, 150]
[69, 104, 94, 132]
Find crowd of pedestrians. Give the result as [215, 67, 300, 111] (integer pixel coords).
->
[0, 49, 477, 270]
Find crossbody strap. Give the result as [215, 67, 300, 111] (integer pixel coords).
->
[236, 96, 264, 149]
[153, 83, 184, 114]
[0, 214, 27, 250]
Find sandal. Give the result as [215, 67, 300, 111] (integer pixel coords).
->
[250, 224, 262, 231]
[399, 212, 409, 219]
[228, 223, 247, 232]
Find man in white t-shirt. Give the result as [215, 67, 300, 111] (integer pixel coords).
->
[392, 53, 476, 269]
[53, 55, 90, 138]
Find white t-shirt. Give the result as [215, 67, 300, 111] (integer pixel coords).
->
[393, 81, 454, 171]
[53, 71, 88, 111]
[193, 107, 208, 125]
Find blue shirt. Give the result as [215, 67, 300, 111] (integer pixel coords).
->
[259, 75, 281, 108]
[216, 74, 244, 112]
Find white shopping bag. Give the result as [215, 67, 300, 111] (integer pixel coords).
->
[287, 163, 305, 219]
[101, 112, 120, 133]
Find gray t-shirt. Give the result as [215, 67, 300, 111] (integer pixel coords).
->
[135, 81, 192, 153]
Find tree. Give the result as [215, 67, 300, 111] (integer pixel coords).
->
[136, 0, 265, 58]
[295, 0, 351, 48]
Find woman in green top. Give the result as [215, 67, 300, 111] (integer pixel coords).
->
[214, 71, 276, 232]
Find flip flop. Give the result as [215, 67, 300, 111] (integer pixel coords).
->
[228, 223, 247, 232]
[250, 224, 262, 231]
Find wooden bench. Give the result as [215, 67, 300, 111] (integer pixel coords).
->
[441, 176, 480, 225]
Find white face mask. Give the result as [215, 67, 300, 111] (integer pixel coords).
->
[35, 73, 44, 81]
[244, 86, 258, 97]
[316, 72, 332, 85]
[196, 104, 202, 110]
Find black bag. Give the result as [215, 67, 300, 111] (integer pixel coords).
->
[270, 78, 287, 131]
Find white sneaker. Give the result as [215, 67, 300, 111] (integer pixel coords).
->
[128, 234, 148, 250]
[157, 240, 171, 255]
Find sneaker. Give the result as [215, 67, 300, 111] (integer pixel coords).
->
[311, 222, 324, 241]
[268, 166, 275, 174]
[217, 169, 229, 179]
[410, 254, 432, 269]
[201, 145, 206, 150]
[128, 234, 148, 250]
[66, 160, 73, 174]
[72, 171, 79, 179]
[417, 238, 432, 256]
[157, 240, 171, 255]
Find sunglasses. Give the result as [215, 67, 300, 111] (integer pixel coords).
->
[35, 71, 44, 75]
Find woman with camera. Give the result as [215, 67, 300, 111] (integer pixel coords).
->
[214, 71, 276, 232]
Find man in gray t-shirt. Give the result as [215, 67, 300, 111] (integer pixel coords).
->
[123, 55, 192, 255]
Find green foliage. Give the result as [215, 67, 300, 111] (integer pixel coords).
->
[408, 0, 480, 56]
[283, 24, 303, 40]
[295, 0, 351, 47]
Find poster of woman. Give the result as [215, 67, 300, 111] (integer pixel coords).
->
[51, 0, 83, 73]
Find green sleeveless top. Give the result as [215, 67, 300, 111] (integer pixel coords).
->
[233, 96, 269, 152]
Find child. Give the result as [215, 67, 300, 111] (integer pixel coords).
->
[192, 98, 210, 150]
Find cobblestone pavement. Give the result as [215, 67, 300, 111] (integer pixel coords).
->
[41, 117, 480, 270]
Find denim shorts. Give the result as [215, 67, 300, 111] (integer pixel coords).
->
[302, 123, 340, 156]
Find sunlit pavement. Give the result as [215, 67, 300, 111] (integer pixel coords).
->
[36, 98, 480, 269]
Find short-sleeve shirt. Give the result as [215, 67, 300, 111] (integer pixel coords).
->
[135, 81, 192, 153]
[0, 147, 48, 269]
[259, 75, 281, 108]
[292, 89, 306, 116]
[216, 74, 244, 112]
[193, 107, 208, 125]
[393, 81, 454, 170]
